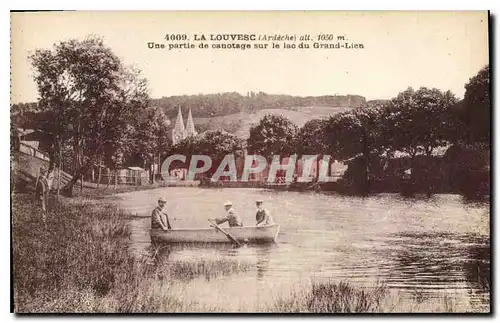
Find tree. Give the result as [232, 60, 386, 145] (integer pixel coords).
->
[386, 87, 458, 159]
[384, 87, 458, 190]
[296, 119, 329, 181]
[462, 65, 490, 143]
[168, 130, 244, 177]
[169, 136, 201, 170]
[324, 107, 384, 194]
[29, 35, 150, 196]
[131, 107, 171, 182]
[247, 114, 298, 159]
[197, 130, 245, 160]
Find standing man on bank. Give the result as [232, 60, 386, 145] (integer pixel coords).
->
[35, 167, 49, 222]
[151, 197, 172, 230]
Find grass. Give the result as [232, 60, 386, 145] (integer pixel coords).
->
[72, 181, 170, 198]
[272, 281, 388, 313]
[270, 281, 489, 313]
[11, 193, 249, 313]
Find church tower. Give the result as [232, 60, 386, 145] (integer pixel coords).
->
[185, 108, 197, 138]
[172, 106, 186, 145]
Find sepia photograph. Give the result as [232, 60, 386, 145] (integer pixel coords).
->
[10, 11, 490, 314]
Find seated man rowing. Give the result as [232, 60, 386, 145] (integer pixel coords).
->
[209, 201, 243, 227]
[151, 197, 172, 231]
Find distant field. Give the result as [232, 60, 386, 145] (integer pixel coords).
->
[194, 106, 351, 138]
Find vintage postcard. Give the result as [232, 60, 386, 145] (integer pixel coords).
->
[10, 11, 490, 313]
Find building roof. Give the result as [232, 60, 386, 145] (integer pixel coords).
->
[173, 106, 186, 134]
[172, 107, 198, 144]
[185, 108, 197, 136]
[128, 166, 145, 171]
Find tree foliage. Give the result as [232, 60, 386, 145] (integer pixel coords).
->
[385, 87, 458, 158]
[324, 107, 383, 161]
[247, 114, 298, 158]
[171, 131, 244, 159]
[168, 130, 244, 176]
[29, 35, 150, 195]
[296, 119, 329, 156]
[130, 107, 171, 167]
[196, 130, 245, 160]
[323, 107, 384, 193]
[296, 119, 330, 181]
[462, 65, 490, 143]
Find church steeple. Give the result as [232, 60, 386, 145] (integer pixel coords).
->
[172, 107, 186, 145]
[185, 108, 197, 137]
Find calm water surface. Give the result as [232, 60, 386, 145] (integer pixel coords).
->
[113, 187, 490, 311]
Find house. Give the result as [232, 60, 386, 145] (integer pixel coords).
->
[117, 166, 148, 185]
[17, 128, 50, 161]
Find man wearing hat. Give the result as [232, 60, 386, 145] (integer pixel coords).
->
[35, 167, 49, 219]
[255, 200, 273, 227]
[209, 201, 243, 227]
[151, 197, 172, 230]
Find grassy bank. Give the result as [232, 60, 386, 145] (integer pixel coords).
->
[12, 193, 489, 313]
[11, 194, 248, 313]
[270, 281, 489, 313]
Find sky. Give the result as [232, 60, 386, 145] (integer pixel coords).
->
[10, 11, 489, 104]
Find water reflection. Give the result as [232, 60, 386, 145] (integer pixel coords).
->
[255, 245, 273, 280]
[462, 237, 490, 292]
[386, 231, 489, 308]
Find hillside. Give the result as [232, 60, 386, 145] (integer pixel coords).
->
[193, 105, 352, 139]
[367, 99, 390, 108]
[13, 92, 368, 141]
[151, 92, 366, 119]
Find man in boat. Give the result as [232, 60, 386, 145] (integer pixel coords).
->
[151, 197, 172, 230]
[255, 200, 273, 227]
[209, 201, 243, 227]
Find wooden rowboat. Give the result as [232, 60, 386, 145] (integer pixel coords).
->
[150, 224, 280, 244]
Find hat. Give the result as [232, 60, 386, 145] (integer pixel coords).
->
[158, 197, 167, 203]
[255, 199, 263, 204]
[224, 201, 232, 206]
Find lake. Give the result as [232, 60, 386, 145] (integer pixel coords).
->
[113, 187, 490, 312]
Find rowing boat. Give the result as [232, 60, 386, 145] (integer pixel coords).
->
[150, 224, 280, 244]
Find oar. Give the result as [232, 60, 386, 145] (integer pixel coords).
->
[208, 219, 241, 247]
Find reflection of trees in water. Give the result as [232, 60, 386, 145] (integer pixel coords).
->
[387, 232, 490, 297]
[462, 238, 490, 292]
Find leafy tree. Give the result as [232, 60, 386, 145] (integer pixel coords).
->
[196, 130, 245, 160]
[169, 136, 201, 170]
[386, 87, 458, 158]
[130, 107, 171, 182]
[168, 130, 244, 177]
[247, 114, 298, 159]
[462, 65, 490, 143]
[29, 35, 149, 196]
[324, 107, 384, 194]
[384, 87, 458, 187]
[296, 119, 329, 181]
